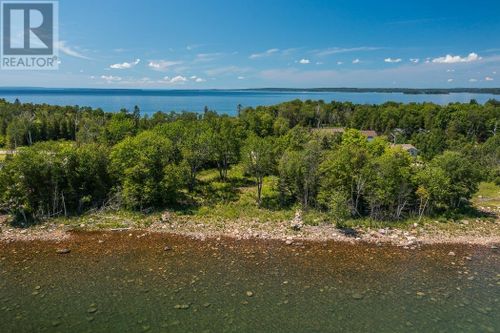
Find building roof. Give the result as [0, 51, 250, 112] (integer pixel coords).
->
[391, 144, 417, 151]
[360, 130, 378, 138]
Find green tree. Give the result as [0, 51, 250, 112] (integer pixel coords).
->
[278, 140, 321, 209]
[242, 135, 275, 207]
[0, 142, 111, 223]
[179, 121, 212, 190]
[208, 116, 244, 180]
[414, 165, 451, 217]
[364, 148, 414, 219]
[429, 151, 482, 209]
[110, 131, 186, 210]
[105, 111, 137, 145]
[319, 134, 371, 216]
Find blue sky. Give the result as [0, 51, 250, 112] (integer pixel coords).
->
[2, 0, 500, 88]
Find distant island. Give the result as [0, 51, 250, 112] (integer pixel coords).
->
[0, 87, 499, 95]
[249, 87, 500, 95]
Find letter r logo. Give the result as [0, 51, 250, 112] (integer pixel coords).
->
[2, 2, 54, 55]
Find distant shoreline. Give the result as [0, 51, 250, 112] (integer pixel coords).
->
[0, 87, 499, 95]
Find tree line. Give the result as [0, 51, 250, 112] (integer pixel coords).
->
[0, 98, 498, 224]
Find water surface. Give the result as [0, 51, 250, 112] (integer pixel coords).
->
[0, 232, 498, 332]
[0, 89, 498, 115]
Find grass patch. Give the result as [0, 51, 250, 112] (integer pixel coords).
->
[473, 182, 500, 208]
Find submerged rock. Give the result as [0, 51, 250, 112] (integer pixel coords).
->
[56, 248, 71, 255]
[352, 293, 364, 300]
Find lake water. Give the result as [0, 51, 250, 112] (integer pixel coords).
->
[0, 89, 498, 115]
[1, 232, 498, 332]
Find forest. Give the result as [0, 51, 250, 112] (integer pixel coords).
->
[0, 97, 498, 225]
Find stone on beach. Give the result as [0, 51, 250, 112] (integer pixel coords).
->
[290, 210, 303, 231]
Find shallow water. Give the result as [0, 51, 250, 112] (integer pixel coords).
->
[0, 232, 499, 332]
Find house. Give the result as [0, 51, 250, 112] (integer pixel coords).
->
[391, 144, 418, 157]
[360, 130, 377, 142]
[312, 127, 378, 142]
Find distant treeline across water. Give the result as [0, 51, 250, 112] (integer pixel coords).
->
[0, 87, 499, 114]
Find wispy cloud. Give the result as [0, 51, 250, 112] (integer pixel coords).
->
[298, 59, 310, 64]
[101, 75, 122, 82]
[110, 59, 140, 69]
[384, 57, 402, 63]
[148, 60, 183, 71]
[204, 66, 250, 76]
[352, 59, 360, 64]
[56, 41, 92, 60]
[186, 44, 204, 51]
[410, 58, 420, 63]
[485, 76, 494, 81]
[194, 52, 223, 63]
[249, 48, 280, 59]
[432, 53, 482, 64]
[314, 47, 380, 57]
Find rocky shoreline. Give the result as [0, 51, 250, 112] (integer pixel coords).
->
[1, 212, 499, 247]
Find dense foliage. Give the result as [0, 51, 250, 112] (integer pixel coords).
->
[0, 98, 498, 224]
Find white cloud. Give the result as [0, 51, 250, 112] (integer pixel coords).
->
[384, 58, 402, 63]
[410, 58, 420, 63]
[432, 53, 482, 64]
[169, 75, 188, 83]
[485, 76, 494, 81]
[249, 48, 279, 59]
[299, 58, 310, 64]
[148, 60, 183, 71]
[101, 75, 122, 82]
[55, 41, 92, 60]
[337, 61, 343, 65]
[447, 78, 454, 82]
[446, 69, 455, 72]
[469, 78, 478, 82]
[110, 59, 140, 69]
[189, 75, 206, 82]
[352, 59, 360, 64]
[237, 76, 245, 80]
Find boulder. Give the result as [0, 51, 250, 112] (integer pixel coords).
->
[160, 211, 172, 223]
[290, 210, 303, 231]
